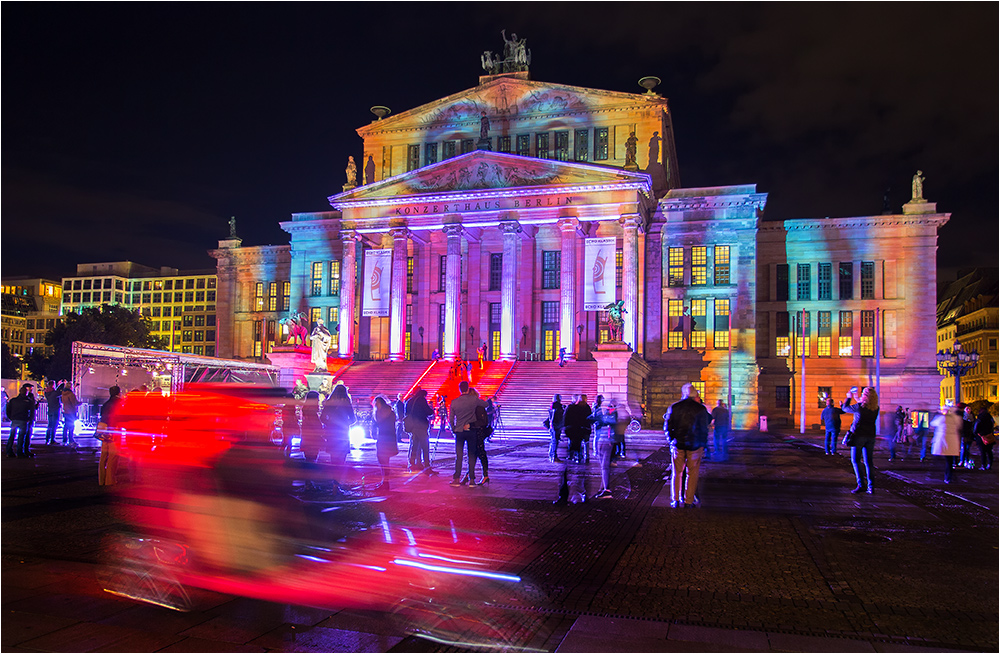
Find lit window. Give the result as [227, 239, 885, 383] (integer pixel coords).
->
[281, 282, 290, 311]
[818, 311, 832, 357]
[439, 255, 447, 292]
[407, 145, 420, 171]
[668, 247, 684, 287]
[714, 298, 729, 349]
[254, 283, 264, 311]
[667, 300, 683, 349]
[268, 282, 278, 311]
[714, 246, 730, 285]
[776, 311, 791, 357]
[406, 257, 415, 294]
[311, 262, 323, 297]
[860, 310, 875, 356]
[329, 260, 341, 296]
[693, 382, 705, 398]
[692, 247, 707, 286]
[616, 250, 623, 288]
[691, 299, 706, 349]
[497, 135, 511, 153]
[794, 311, 810, 357]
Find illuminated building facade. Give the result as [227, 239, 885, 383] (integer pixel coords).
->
[60, 262, 218, 355]
[936, 269, 998, 407]
[214, 62, 950, 430]
[2, 278, 63, 359]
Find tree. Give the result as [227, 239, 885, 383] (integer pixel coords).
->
[34, 305, 168, 382]
[1, 344, 22, 379]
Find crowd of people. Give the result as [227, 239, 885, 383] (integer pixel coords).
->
[4, 380, 83, 458]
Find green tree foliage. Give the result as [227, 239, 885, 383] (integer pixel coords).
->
[33, 305, 167, 381]
[1, 344, 22, 379]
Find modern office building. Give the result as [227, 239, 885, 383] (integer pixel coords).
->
[212, 47, 949, 429]
[61, 262, 219, 356]
[1, 277, 64, 361]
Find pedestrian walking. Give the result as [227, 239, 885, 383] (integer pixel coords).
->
[405, 388, 436, 474]
[959, 405, 976, 469]
[711, 400, 730, 461]
[298, 392, 325, 464]
[592, 399, 620, 499]
[588, 394, 605, 465]
[841, 387, 879, 494]
[97, 386, 123, 485]
[44, 382, 61, 444]
[449, 380, 486, 486]
[60, 384, 79, 445]
[820, 397, 842, 455]
[889, 406, 905, 461]
[664, 383, 711, 508]
[371, 396, 398, 490]
[974, 407, 995, 470]
[556, 394, 591, 504]
[393, 393, 406, 443]
[320, 384, 356, 471]
[5, 384, 37, 458]
[930, 404, 962, 483]
[914, 408, 931, 461]
[468, 388, 491, 486]
[547, 394, 564, 463]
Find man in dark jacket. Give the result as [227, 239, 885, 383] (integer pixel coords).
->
[663, 383, 710, 508]
[5, 384, 37, 458]
[820, 397, 843, 455]
[44, 382, 62, 444]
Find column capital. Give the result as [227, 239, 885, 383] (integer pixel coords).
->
[340, 229, 360, 243]
[389, 226, 409, 240]
[557, 217, 581, 233]
[620, 213, 644, 232]
[498, 219, 522, 236]
[442, 224, 464, 238]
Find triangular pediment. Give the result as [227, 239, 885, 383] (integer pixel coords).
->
[329, 151, 650, 206]
[358, 76, 666, 136]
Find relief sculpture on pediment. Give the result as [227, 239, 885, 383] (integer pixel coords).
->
[407, 161, 561, 193]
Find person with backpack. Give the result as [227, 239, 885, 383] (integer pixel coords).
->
[974, 407, 995, 471]
[547, 394, 565, 463]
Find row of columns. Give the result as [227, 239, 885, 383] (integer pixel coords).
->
[336, 215, 642, 362]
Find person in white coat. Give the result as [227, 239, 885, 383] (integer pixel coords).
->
[930, 404, 962, 483]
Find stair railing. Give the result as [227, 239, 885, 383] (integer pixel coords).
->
[491, 360, 518, 402]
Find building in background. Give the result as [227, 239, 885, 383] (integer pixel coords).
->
[60, 262, 218, 356]
[212, 45, 950, 430]
[936, 268, 998, 408]
[1, 278, 64, 359]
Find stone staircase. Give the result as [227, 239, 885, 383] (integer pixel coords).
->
[335, 361, 429, 406]
[494, 361, 598, 430]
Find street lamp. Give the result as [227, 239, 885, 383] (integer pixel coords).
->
[936, 340, 979, 405]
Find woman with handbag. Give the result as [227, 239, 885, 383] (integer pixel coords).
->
[841, 387, 879, 494]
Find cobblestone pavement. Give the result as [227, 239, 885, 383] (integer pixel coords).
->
[2, 425, 997, 652]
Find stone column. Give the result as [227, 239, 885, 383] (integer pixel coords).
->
[388, 227, 408, 361]
[621, 213, 641, 349]
[559, 218, 578, 360]
[338, 231, 358, 358]
[499, 219, 521, 361]
[442, 224, 463, 361]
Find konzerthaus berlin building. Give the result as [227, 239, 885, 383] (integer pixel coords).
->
[211, 54, 947, 431]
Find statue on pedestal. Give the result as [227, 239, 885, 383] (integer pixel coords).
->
[364, 155, 375, 185]
[604, 300, 627, 342]
[624, 132, 639, 168]
[309, 319, 332, 373]
[911, 170, 925, 202]
[280, 311, 309, 345]
[345, 156, 357, 187]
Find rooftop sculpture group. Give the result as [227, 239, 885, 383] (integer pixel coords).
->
[482, 29, 531, 75]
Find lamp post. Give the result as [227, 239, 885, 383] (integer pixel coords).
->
[936, 340, 979, 405]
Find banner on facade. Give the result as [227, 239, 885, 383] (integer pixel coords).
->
[584, 237, 617, 311]
[361, 249, 392, 317]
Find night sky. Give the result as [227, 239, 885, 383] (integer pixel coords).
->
[4, 3, 996, 283]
